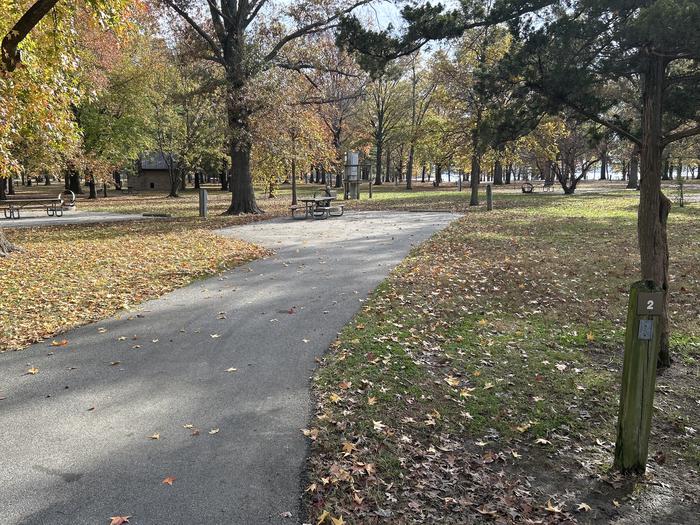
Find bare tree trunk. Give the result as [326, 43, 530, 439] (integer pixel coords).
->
[406, 145, 414, 190]
[599, 153, 607, 180]
[469, 154, 480, 205]
[385, 149, 391, 183]
[661, 156, 671, 180]
[168, 171, 180, 197]
[223, 69, 261, 213]
[68, 168, 83, 194]
[334, 132, 343, 188]
[627, 145, 639, 189]
[87, 175, 97, 199]
[638, 53, 671, 368]
[374, 139, 383, 186]
[493, 159, 503, 185]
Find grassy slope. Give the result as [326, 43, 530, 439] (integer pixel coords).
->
[304, 188, 700, 524]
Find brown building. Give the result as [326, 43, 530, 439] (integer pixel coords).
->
[129, 152, 177, 191]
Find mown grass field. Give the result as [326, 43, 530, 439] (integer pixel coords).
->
[303, 186, 700, 524]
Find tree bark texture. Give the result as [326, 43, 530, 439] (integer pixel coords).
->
[638, 52, 671, 368]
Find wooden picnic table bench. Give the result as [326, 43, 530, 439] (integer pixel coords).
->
[290, 191, 344, 219]
[1, 191, 76, 219]
[522, 180, 555, 193]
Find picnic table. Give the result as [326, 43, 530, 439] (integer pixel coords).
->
[521, 180, 555, 193]
[1, 191, 76, 219]
[290, 191, 344, 219]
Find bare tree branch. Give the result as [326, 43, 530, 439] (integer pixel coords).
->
[244, 0, 269, 28]
[162, 0, 224, 62]
[262, 0, 372, 63]
[1, 0, 60, 71]
[276, 61, 362, 78]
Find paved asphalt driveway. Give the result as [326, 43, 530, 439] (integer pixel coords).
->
[0, 210, 162, 229]
[0, 211, 458, 524]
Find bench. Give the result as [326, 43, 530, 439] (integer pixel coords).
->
[522, 181, 555, 193]
[289, 204, 307, 219]
[292, 190, 344, 220]
[1, 191, 76, 219]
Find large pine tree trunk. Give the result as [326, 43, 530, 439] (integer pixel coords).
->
[638, 53, 671, 368]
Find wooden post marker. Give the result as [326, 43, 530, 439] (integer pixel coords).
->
[198, 188, 208, 218]
[486, 184, 493, 211]
[613, 280, 665, 474]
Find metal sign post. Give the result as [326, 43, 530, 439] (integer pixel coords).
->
[199, 188, 208, 218]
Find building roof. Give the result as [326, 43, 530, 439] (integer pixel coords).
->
[139, 152, 176, 170]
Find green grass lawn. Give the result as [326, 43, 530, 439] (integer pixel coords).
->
[303, 189, 700, 524]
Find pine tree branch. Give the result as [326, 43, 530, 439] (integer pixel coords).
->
[663, 124, 700, 147]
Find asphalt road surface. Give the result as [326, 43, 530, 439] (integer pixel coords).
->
[0, 211, 458, 524]
[0, 210, 163, 229]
